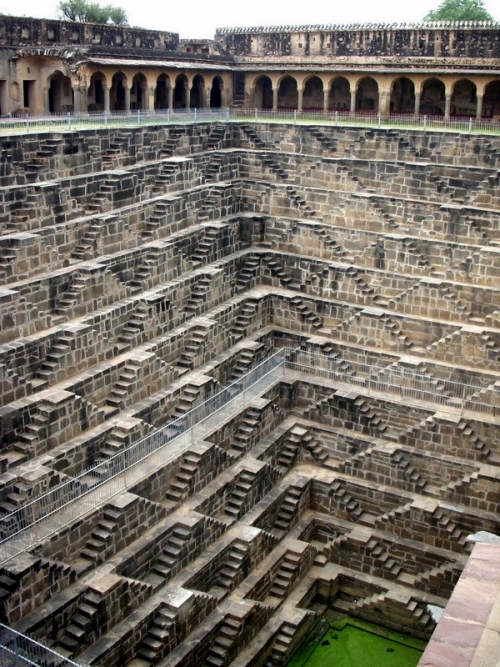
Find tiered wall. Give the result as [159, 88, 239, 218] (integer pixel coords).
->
[0, 121, 499, 666]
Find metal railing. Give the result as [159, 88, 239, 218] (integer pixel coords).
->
[0, 107, 499, 135]
[0, 346, 497, 553]
[0, 348, 286, 551]
[285, 348, 499, 416]
[0, 624, 83, 667]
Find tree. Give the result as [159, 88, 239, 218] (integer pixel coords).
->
[423, 0, 494, 21]
[58, 0, 128, 25]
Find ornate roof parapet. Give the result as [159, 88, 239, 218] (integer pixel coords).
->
[216, 21, 500, 34]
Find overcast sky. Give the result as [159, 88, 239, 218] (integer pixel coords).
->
[1, 0, 499, 39]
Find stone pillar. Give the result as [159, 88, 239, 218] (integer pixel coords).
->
[44, 87, 50, 114]
[414, 91, 421, 118]
[272, 86, 278, 111]
[168, 86, 174, 110]
[103, 85, 110, 113]
[476, 94, 483, 120]
[186, 84, 191, 110]
[379, 91, 389, 117]
[124, 85, 131, 114]
[73, 86, 83, 113]
[444, 93, 451, 119]
[350, 89, 356, 115]
[205, 87, 211, 109]
[297, 86, 303, 113]
[323, 87, 329, 112]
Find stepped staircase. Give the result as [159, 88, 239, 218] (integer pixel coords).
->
[230, 299, 259, 341]
[198, 190, 222, 222]
[176, 326, 209, 375]
[169, 384, 201, 422]
[267, 551, 303, 600]
[224, 470, 257, 519]
[230, 408, 262, 454]
[114, 303, 150, 354]
[143, 200, 171, 240]
[205, 123, 227, 150]
[25, 137, 63, 179]
[151, 161, 178, 195]
[86, 179, 115, 214]
[80, 506, 122, 564]
[259, 153, 289, 180]
[290, 297, 323, 330]
[53, 272, 90, 318]
[151, 524, 192, 580]
[271, 486, 304, 534]
[165, 449, 203, 503]
[312, 227, 353, 262]
[306, 127, 337, 152]
[102, 132, 131, 169]
[202, 153, 225, 182]
[159, 128, 185, 157]
[276, 428, 303, 469]
[104, 360, 141, 415]
[137, 604, 177, 663]
[205, 612, 245, 667]
[128, 247, 162, 295]
[216, 541, 250, 590]
[32, 331, 76, 389]
[236, 257, 260, 292]
[57, 588, 102, 654]
[329, 481, 364, 521]
[71, 220, 101, 261]
[184, 276, 213, 316]
[285, 185, 316, 218]
[191, 227, 219, 267]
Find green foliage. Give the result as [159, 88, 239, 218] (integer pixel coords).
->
[423, 0, 494, 21]
[58, 0, 128, 25]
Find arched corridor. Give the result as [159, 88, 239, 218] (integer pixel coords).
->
[155, 74, 170, 110]
[88, 72, 106, 112]
[451, 79, 476, 117]
[132, 73, 147, 110]
[421, 78, 446, 116]
[483, 80, 500, 118]
[190, 74, 205, 108]
[328, 77, 350, 111]
[390, 77, 415, 114]
[48, 71, 73, 113]
[277, 76, 298, 110]
[174, 74, 188, 109]
[252, 76, 273, 109]
[302, 76, 323, 111]
[111, 72, 127, 111]
[356, 77, 378, 112]
[210, 76, 223, 108]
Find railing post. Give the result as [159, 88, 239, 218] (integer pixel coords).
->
[378, 113, 381, 128]
[335, 111, 339, 126]
[255, 107, 258, 120]
[104, 110, 108, 127]
[167, 108, 170, 124]
[26, 115, 30, 134]
[138, 109, 141, 124]
[194, 107, 197, 123]
[67, 111, 71, 131]
[225, 107, 230, 122]
[423, 115, 427, 132]
[468, 117, 472, 133]
[293, 109, 297, 124]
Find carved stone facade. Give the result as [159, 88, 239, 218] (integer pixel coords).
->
[0, 15, 499, 117]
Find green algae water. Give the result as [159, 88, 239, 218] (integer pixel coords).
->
[287, 614, 426, 667]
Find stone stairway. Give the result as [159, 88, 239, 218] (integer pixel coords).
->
[151, 524, 192, 580]
[230, 298, 259, 341]
[271, 485, 304, 534]
[230, 347, 258, 380]
[128, 246, 162, 295]
[33, 331, 76, 389]
[329, 481, 364, 521]
[86, 179, 115, 214]
[259, 153, 289, 180]
[276, 428, 303, 469]
[305, 126, 338, 152]
[191, 227, 220, 267]
[184, 276, 213, 315]
[312, 226, 354, 262]
[105, 360, 142, 415]
[114, 303, 151, 354]
[165, 449, 203, 503]
[137, 604, 177, 663]
[224, 470, 257, 519]
[205, 123, 227, 151]
[262, 255, 294, 287]
[71, 220, 101, 261]
[25, 137, 63, 180]
[198, 190, 222, 222]
[175, 325, 210, 375]
[160, 128, 185, 158]
[53, 272, 90, 318]
[353, 397, 388, 435]
[202, 153, 225, 182]
[290, 296, 323, 330]
[205, 611, 245, 667]
[235, 257, 260, 292]
[230, 408, 262, 454]
[413, 561, 463, 596]
[267, 551, 303, 599]
[169, 383, 201, 422]
[102, 132, 131, 169]
[151, 161, 178, 195]
[143, 199, 171, 240]
[80, 507, 122, 564]
[216, 540, 250, 590]
[57, 588, 102, 654]
[285, 185, 316, 218]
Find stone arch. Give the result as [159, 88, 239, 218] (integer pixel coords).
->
[111, 71, 128, 111]
[356, 76, 378, 112]
[302, 75, 323, 111]
[210, 76, 223, 108]
[131, 72, 147, 110]
[253, 75, 273, 109]
[190, 74, 205, 108]
[88, 71, 107, 111]
[328, 76, 350, 111]
[277, 75, 298, 110]
[174, 73, 188, 109]
[390, 77, 415, 114]
[451, 79, 477, 116]
[420, 78, 446, 115]
[155, 73, 170, 110]
[483, 80, 500, 119]
[48, 70, 73, 113]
